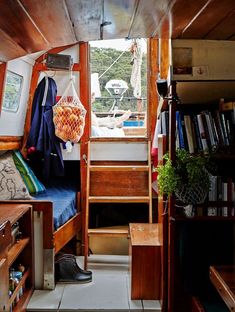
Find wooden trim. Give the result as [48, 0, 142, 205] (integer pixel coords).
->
[157, 134, 168, 312]
[21, 44, 81, 157]
[191, 296, 205, 312]
[79, 42, 90, 261]
[34, 62, 81, 72]
[89, 196, 150, 203]
[90, 137, 148, 143]
[148, 38, 158, 141]
[160, 39, 170, 80]
[88, 227, 128, 237]
[35, 44, 77, 63]
[54, 212, 82, 253]
[148, 141, 152, 223]
[90, 165, 149, 171]
[0, 140, 22, 151]
[0, 62, 7, 115]
[0, 136, 22, 150]
[21, 65, 40, 156]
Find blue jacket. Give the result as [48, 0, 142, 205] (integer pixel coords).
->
[27, 77, 64, 179]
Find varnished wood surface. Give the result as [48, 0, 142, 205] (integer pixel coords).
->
[129, 223, 162, 246]
[130, 223, 161, 300]
[0, 221, 11, 312]
[0, 62, 7, 114]
[0, 136, 22, 151]
[79, 42, 90, 263]
[1, 1, 235, 61]
[90, 171, 148, 196]
[0, 203, 31, 225]
[54, 212, 81, 254]
[210, 265, 235, 311]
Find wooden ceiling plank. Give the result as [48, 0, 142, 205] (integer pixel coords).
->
[129, 0, 169, 39]
[0, 0, 49, 53]
[0, 28, 27, 62]
[163, 0, 209, 39]
[66, 0, 102, 42]
[205, 10, 235, 39]
[21, 0, 77, 47]
[181, 0, 235, 39]
[103, 0, 137, 40]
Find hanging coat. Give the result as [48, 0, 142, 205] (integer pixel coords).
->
[27, 77, 64, 180]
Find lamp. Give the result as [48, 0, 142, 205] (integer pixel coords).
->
[156, 79, 168, 98]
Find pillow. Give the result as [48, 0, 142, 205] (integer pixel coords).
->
[0, 152, 32, 200]
[12, 151, 46, 194]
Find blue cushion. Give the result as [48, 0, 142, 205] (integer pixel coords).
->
[12, 151, 46, 194]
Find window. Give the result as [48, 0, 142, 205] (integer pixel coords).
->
[2, 71, 23, 113]
[90, 38, 147, 138]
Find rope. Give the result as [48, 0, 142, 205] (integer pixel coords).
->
[98, 48, 128, 79]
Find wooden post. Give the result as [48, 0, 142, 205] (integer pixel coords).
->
[79, 42, 90, 263]
[21, 65, 40, 156]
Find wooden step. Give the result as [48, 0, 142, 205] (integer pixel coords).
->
[89, 196, 150, 203]
[88, 227, 129, 237]
[90, 165, 149, 172]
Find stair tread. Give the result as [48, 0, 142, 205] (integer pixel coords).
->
[88, 227, 129, 236]
[89, 196, 150, 203]
[90, 165, 149, 171]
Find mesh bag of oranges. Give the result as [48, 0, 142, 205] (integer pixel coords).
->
[53, 79, 86, 143]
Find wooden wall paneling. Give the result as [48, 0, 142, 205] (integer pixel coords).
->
[103, 0, 136, 39]
[79, 42, 90, 256]
[66, 0, 102, 42]
[21, 0, 76, 47]
[181, 0, 235, 39]
[0, 0, 49, 53]
[0, 62, 7, 114]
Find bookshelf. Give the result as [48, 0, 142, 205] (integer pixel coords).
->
[0, 203, 34, 312]
[157, 80, 235, 311]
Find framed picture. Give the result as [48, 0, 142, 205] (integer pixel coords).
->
[2, 71, 23, 113]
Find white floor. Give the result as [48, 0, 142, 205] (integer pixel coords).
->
[27, 255, 161, 312]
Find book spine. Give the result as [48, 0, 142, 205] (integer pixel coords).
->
[184, 115, 194, 154]
[208, 175, 218, 216]
[197, 114, 208, 151]
[222, 181, 228, 217]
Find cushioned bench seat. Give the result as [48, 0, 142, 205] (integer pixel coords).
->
[34, 180, 78, 230]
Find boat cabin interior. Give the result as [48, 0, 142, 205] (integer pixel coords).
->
[0, 1, 235, 311]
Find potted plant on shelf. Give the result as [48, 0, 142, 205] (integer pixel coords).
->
[156, 149, 211, 205]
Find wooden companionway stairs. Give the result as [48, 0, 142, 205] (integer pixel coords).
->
[84, 140, 152, 268]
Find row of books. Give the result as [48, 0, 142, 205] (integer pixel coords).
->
[177, 109, 234, 153]
[207, 175, 234, 217]
[159, 103, 235, 153]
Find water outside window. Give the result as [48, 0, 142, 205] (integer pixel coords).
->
[90, 38, 147, 138]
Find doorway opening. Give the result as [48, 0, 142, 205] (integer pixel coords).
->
[90, 38, 147, 138]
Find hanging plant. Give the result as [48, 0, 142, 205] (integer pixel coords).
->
[156, 149, 211, 205]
